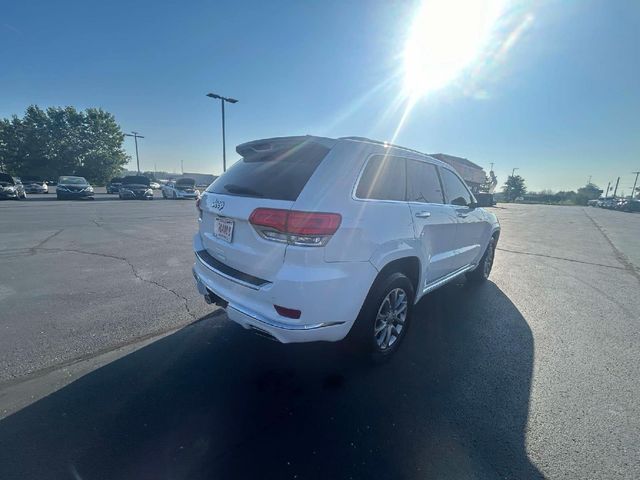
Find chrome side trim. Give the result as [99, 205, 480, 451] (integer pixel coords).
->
[195, 250, 265, 291]
[422, 264, 474, 295]
[229, 304, 345, 331]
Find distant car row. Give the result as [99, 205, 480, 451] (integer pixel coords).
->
[1, 174, 200, 201]
[589, 197, 640, 212]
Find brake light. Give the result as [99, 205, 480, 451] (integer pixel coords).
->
[249, 208, 341, 246]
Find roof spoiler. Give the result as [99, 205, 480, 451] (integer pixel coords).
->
[236, 136, 311, 158]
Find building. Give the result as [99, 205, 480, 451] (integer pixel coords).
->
[429, 153, 487, 193]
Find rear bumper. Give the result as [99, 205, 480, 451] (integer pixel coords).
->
[176, 191, 198, 198]
[192, 233, 377, 343]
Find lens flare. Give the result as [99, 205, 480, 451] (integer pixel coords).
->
[404, 0, 508, 97]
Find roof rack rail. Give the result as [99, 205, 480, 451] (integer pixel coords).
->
[338, 136, 430, 158]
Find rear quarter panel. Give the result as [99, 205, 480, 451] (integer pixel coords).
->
[292, 141, 417, 266]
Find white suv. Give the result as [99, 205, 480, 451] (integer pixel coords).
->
[193, 136, 500, 358]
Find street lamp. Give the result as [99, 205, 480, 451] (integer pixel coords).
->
[206, 93, 238, 173]
[511, 167, 519, 177]
[124, 131, 144, 174]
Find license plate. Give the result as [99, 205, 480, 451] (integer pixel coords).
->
[214, 217, 234, 243]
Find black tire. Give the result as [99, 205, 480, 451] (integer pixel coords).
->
[348, 272, 415, 362]
[466, 236, 496, 284]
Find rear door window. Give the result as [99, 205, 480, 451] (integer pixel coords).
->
[356, 155, 406, 201]
[406, 159, 444, 204]
[207, 142, 330, 201]
[439, 167, 473, 206]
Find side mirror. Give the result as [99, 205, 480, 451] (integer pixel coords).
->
[469, 200, 478, 209]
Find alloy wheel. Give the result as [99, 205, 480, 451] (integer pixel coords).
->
[373, 288, 408, 350]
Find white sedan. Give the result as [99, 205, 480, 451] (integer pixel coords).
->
[161, 178, 200, 199]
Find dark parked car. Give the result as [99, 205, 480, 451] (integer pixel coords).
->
[0, 173, 26, 200]
[119, 176, 153, 200]
[106, 177, 124, 194]
[20, 176, 49, 194]
[56, 176, 94, 200]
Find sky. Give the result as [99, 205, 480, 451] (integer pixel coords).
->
[2, 0, 639, 193]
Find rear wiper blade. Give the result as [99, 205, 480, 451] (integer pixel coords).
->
[224, 184, 263, 197]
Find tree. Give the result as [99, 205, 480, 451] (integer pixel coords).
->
[0, 105, 129, 183]
[502, 174, 527, 202]
[575, 183, 602, 205]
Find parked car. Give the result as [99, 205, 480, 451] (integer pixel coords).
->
[162, 178, 200, 199]
[149, 181, 161, 190]
[0, 173, 27, 200]
[119, 176, 153, 200]
[56, 176, 94, 200]
[623, 199, 640, 213]
[106, 177, 123, 194]
[20, 176, 49, 194]
[192, 135, 500, 359]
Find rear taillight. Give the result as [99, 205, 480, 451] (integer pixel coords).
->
[249, 208, 341, 246]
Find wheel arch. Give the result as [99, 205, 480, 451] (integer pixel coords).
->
[371, 256, 420, 301]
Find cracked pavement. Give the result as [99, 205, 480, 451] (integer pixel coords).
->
[0, 192, 212, 382]
[1, 198, 639, 479]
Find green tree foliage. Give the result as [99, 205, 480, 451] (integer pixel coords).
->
[575, 183, 603, 205]
[502, 174, 527, 201]
[0, 105, 129, 183]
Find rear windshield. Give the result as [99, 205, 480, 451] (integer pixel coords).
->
[206, 142, 330, 201]
[176, 178, 196, 186]
[122, 176, 150, 185]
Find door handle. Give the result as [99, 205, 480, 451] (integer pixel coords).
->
[415, 211, 431, 218]
[457, 213, 469, 218]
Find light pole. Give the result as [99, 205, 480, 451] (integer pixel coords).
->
[206, 93, 238, 172]
[124, 132, 144, 174]
[632, 171, 640, 199]
[511, 167, 519, 177]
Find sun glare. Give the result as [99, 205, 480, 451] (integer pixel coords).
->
[404, 0, 508, 98]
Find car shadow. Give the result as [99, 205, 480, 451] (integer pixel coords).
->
[0, 281, 541, 479]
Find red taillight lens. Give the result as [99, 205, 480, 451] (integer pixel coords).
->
[249, 208, 342, 246]
[249, 208, 289, 231]
[287, 211, 342, 235]
[274, 305, 302, 319]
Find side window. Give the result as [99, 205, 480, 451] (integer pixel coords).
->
[440, 168, 473, 206]
[406, 159, 444, 204]
[356, 155, 406, 201]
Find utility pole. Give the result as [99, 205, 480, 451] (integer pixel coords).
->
[124, 132, 144, 174]
[489, 162, 494, 171]
[181, 160, 184, 175]
[613, 176, 620, 197]
[206, 93, 239, 173]
[605, 181, 611, 197]
[632, 171, 640, 199]
[588, 175, 592, 184]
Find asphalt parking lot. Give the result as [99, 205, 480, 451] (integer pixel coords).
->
[1, 195, 639, 479]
